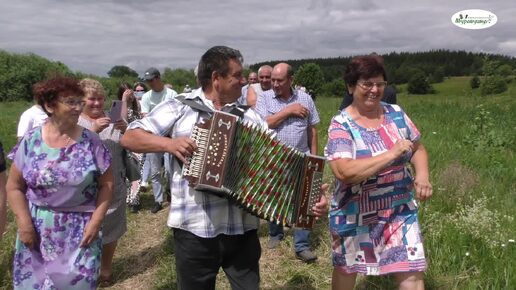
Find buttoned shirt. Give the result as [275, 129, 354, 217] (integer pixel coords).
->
[127, 88, 267, 238]
[255, 89, 320, 153]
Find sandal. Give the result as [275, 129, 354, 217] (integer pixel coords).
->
[98, 275, 114, 288]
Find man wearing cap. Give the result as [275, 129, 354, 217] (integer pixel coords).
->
[141, 67, 178, 213]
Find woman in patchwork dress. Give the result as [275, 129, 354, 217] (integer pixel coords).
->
[325, 55, 432, 290]
[6, 76, 113, 289]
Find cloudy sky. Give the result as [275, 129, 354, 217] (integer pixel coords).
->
[1, 0, 514, 76]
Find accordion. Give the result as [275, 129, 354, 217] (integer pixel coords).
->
[183, 111, 325, 229]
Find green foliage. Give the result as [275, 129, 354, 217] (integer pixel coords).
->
[320, 79, 346, 97]
[480, 75, 507, 95]
[470, 75, 480, 89]
[0, 50, 72, 101]
[107, 65, 138, 78]
[463, 104, 507, 149]
[161, 68, 196, 93]
[407, 70, 434, 94]
[428, 66, 445, 83]
[480, 58, 509, 96]
[293, 63, 325, 98]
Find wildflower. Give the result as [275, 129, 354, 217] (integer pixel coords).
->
[508, 239, 515, 243]
[501, 244, 506, 247]
[465, 252, 470, 256]
[432, 132, 437, 134]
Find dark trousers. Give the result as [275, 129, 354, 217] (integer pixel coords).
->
[173, 228, 261, 290]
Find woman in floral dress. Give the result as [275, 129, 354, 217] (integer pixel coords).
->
[6, 76, 113, 289]
[325, 55, 433, 290]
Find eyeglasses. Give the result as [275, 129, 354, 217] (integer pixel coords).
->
[357, 81, 387, 90]
[60, 99, 86, 108]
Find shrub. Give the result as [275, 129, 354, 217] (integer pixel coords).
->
[407, 70, 434, 94]
[470, 75, 480, 89]
[480, 75, 507, 95]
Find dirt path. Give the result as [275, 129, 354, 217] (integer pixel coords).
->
[102, 201, 169, 290]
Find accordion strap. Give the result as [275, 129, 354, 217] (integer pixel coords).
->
[175, 95, 250, 118]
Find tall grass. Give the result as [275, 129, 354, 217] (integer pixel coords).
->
[0, 77, 515, 289]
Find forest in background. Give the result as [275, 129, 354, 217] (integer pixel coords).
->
[1, 49, 516, 102]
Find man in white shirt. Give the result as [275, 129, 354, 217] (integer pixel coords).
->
[141, 67, 178, 213]
[246, 65, 273, 107]
[17, 104, 48, 140]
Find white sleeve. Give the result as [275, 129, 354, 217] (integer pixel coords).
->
[17, 110, 32, 137]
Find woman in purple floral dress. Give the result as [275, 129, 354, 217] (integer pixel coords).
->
[6, 76, 113, 289]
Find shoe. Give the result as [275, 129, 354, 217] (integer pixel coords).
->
[130, 204, 139, 213]
[267, 238, 281, 249]
[296, 249, 317, 263]
[151, 202, 163, 214]
[140, 182, 149, 191]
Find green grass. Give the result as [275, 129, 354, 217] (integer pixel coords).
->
[1, 77, 515, 289]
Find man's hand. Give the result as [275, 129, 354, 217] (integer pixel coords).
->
[287, 103, 309, 118]
[167, 137, 197, 164]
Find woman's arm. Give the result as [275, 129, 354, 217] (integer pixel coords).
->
[80, 166, 113, 247]
[410, 142, 432, 201]
[6, 164, 37, 249]
[329, 139, 414, 184]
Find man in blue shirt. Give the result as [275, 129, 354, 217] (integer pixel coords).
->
[255, 62, 320, 263]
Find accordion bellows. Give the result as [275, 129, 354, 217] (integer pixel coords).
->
[183, 111, 325, 229]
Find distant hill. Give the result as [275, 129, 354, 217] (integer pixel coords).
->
[250, 49, 516, 84]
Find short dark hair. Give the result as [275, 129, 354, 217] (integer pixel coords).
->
[33, 76, 83, 116]
[344, 55, 387, 87]
[197, 46, 243, 89]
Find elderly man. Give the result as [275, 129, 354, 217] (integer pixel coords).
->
[255, 62, 321, 263]
[246, 65, 272, 107]
[122, 46, 329, 290]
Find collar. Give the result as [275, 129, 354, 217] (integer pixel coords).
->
[273, 88, 296, 102]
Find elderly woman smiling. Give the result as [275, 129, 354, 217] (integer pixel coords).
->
[6, 76, 113, 289]
[324, 55, 432, 290]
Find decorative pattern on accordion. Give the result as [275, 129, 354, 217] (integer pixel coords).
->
[183, 111, 326, 229]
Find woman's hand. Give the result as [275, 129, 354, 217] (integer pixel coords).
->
[92, 117, 111, 133]
[390, 139, 413, 158]
[18, 223, 38, 250]
[122, 89, 134, 102]
[113, 119, 128, 133]
[414, 177, 432, 201]
[312, 183, 330, 218]
[80, 219, 101, 247]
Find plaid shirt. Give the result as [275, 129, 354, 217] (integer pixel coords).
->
[255, 89, 320, 153]
[127, 88, 267, 238]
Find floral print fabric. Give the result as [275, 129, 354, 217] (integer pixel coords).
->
[8, 127, 111, 289]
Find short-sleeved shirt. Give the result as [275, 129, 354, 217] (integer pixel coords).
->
[17, 105, 48, 138]
[324, 104, 420, 214]
[127, 88, 268, 238]
[8, 127, 111, 212]
[140, 87, 178, 114]
[255, 89, 320, 153]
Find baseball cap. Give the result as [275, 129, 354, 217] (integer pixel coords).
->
[143, 67, 160, 81]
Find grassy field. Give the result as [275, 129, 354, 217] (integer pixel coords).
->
[0, 77, 515, 289]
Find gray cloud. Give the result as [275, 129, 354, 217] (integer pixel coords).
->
[1, 0, 514, 76]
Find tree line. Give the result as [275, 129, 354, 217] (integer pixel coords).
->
[1, 49, 515, 102]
